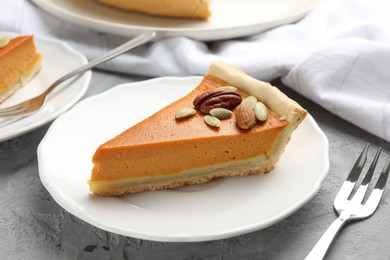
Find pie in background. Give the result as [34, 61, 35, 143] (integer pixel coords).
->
[96, 0, 212, 19]
[0, 35, 42, 103]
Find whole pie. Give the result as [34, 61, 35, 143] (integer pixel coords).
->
[89, 61, 307, 196]
[0, 35, 42, 103]
[96, 0, 212, 19]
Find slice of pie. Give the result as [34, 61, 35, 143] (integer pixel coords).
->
[0, 35, 42, 103]
[89, 61, 307, 196]
[96, 0, 212, 19]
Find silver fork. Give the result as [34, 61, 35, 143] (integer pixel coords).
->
[0, 31, 156, 118]
[305, 143, 390, 260]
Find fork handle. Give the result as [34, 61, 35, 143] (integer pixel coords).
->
[44, 31, 156, 95]
[305, 212, 349, 260]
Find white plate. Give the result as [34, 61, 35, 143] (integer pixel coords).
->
[0, 32, 91, 142]
[38, 77, 329, 242]
[31, 0, 319, 41]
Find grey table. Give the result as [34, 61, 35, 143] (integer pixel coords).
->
[1, 70, 389, 260]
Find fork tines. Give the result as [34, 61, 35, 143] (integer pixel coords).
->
[339, 143, 390, 213]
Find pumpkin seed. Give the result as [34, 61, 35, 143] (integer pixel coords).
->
[175, 107, 196, 119]
[242, 96, 257, 108]
[209, 108, 233, 119]
[0, 36, 10, 48]
[204, 115, 221, 127]
[215, 86, 238, 92]
[254, 102, 268, 121]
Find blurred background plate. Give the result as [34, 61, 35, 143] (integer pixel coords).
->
[31, 0, 319, 41]
[0, 32, 90, 142]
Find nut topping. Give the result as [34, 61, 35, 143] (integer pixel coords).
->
[209, 108, 233, 119]
[242, 96, 257, 108]
[234, 104, 256, 130]
[254, 102, 268, 121]
[0, 36, 10, 49]
[204, 115, 221, 128]
[175, 107, 196, 119]
[215, 86, 238, 92]
[193, 89, 242, 114]
[182, 86, 269, 130]
[193, 89, 232, 108]
[200, 94, 242, 114]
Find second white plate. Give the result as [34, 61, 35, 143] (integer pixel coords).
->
[38, 76, 329, 242]
[0, 32, 91, 142]
[32, 0, 319, 41]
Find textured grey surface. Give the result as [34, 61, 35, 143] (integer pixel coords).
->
[1, 71, 389, 260]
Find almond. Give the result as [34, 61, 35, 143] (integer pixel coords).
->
[234, 104, 256, 130]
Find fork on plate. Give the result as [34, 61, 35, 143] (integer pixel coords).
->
[0, 31, 156, 118]
[305, 143, 390, 260]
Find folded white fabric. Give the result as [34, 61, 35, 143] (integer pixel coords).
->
[1, 0, 390, 141]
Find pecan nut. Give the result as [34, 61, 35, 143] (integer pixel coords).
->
[193, 90, 242, 114]
[200, 94, 242, 114]
[193, 89, 226, 108]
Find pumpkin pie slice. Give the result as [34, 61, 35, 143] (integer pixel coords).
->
[89, 61, 307, 196]
[96, 0, 212, 19]
[0, 35, 42, 103]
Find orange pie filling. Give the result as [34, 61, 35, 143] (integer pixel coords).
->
[92, 117, 287, 181]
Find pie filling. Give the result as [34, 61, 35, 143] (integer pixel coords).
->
[91, 117, 286, 181]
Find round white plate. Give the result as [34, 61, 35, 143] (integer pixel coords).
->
[0, 32, 91, 142]
[38, 77, 329, 242]
[31, 0, 319, 41]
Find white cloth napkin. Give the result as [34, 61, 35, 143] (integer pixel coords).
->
[2, 0, 390, 142]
